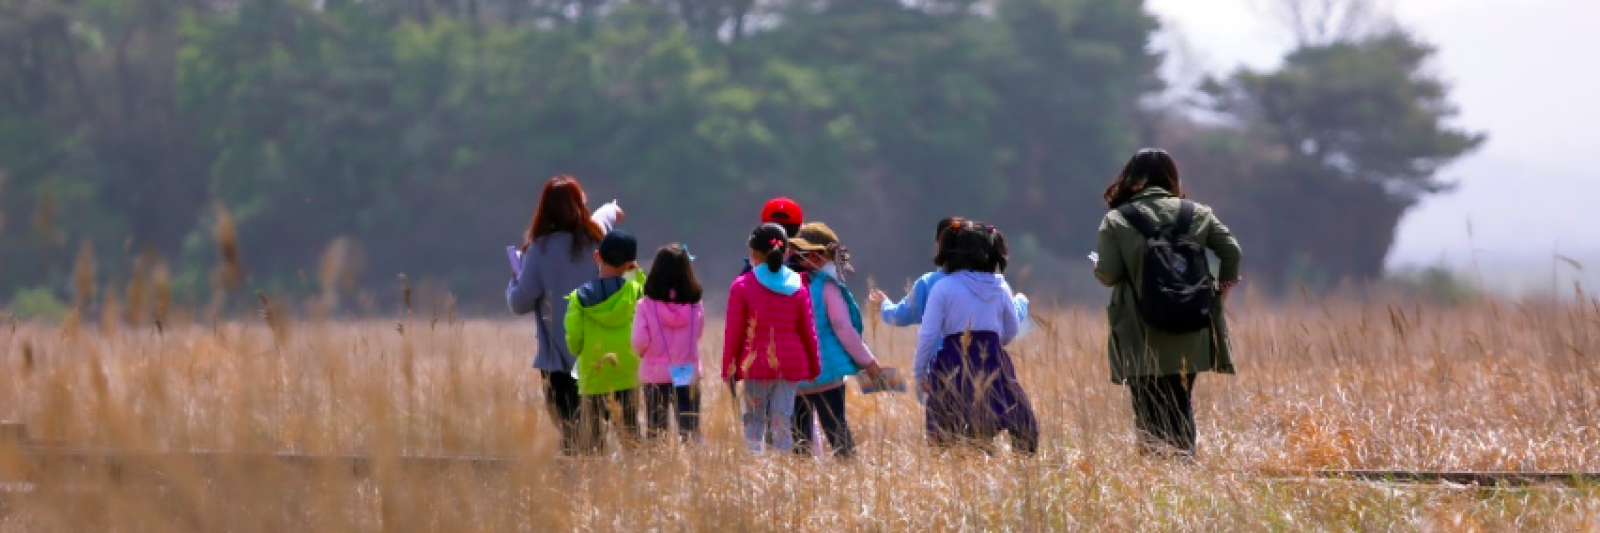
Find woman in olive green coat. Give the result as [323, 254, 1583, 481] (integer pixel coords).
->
[1093, 148, 1242, 458]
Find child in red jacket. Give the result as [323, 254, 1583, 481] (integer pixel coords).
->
[722, 223, 821, 453]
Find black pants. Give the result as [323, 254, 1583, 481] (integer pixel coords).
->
[541, 371, 584, 455]
[792, 386, 855, 459]
[1127, 373, 1197, 456]
[643, 383, 700, 441]
[574, 389, 640, 454]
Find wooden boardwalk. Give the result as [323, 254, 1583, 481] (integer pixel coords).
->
[4, 423, 1597, 490]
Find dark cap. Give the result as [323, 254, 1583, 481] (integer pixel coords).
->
[598, 229, 638, 266]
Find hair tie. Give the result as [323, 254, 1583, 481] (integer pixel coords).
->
[769, 238, 781, 248]
[669, 288, 677, 300]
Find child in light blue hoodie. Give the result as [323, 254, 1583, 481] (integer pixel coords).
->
[871, 217, 1031, 334]
[914, 221, 1038, 454]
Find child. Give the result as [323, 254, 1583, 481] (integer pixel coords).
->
[722, 223, 821, 453]
[788, 222, 884, 459]
[563, 229, 646, 453]
[632, 244, 707, 443]
[761, 197, 805, 238]
[872, 217, 962, 326]
[871, 218, 1030, 332]
[914, 221, 1039, 454]
[740, 197, 809, 275]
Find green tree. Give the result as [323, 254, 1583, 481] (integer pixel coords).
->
[1205, 30, 1485, 287]
[981, 0, 1162, 293]
[0, 0, 209, 300]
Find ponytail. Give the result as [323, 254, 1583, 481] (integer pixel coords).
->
[984, 223, 1010, 273]
[764, 248, 784, 273]
[748, 222, 791, 273]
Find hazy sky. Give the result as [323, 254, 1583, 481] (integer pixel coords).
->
[1146, 0, 1598, 289]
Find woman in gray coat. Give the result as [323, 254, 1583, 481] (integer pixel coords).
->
[507, 175, 621, 455]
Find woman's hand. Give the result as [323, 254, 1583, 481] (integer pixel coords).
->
[1220, 278, 1240, 301]
[868, 289, 889, 304]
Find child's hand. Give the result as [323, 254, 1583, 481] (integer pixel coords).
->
[863, 361, 885, 380]
[868, 289, 888, 304]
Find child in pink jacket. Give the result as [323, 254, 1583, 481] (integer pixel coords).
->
[722, 223, 821, 453]
[632, 244, 707, 442]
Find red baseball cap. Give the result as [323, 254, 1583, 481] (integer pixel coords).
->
[761, 197, 804, 226]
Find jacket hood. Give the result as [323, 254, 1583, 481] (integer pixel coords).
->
[573, 277, 640, 328]
[1129, 186, 1174, 202]
[753, 265, 803, 296]
[650, 300, 698, 329]
[948, 271, 1006, 302]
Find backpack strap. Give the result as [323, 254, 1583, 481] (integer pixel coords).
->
[1116, 204, 1159, 239]
[1118, 200, 1197, 238]
[1172, 200, 1196, 237]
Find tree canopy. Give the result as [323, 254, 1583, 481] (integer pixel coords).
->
[0, 0, 1483, 316]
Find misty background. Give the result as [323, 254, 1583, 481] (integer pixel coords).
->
[0, 0, 1588, 319]
[1152, 0, 1598, 297]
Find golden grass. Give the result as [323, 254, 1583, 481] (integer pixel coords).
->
[2, 296, 1599, 531]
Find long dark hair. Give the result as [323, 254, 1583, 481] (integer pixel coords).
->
[1104, 148, 1184, 209]
[643, 244, 702, 304]
[748, 223, 789, 274]
[524, 175, 603, 258]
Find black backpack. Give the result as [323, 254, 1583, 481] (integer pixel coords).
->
[1117, 200, 1214, 333]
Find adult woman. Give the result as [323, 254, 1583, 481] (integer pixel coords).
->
[1093, 149, 1241, 458]
[507, 175, 622, 455]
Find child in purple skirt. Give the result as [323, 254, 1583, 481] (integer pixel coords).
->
[912, 221, 1039, 454]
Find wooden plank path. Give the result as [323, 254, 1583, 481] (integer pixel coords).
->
[1256, 468, 1600, 488]
[4, 423, 1598, 490]
[14, 447, 521, 478]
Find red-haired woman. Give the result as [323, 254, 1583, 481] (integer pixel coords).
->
[508, 175, 623, 455]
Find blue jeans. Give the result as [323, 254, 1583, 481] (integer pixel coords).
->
[741, 380, 800, 453]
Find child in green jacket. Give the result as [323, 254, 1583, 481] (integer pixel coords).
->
[564, 229, 646, 453]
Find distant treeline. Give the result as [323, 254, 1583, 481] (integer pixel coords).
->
[0, 0, 1481, 316]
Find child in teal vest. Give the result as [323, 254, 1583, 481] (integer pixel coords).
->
[788, 222, 884, 458]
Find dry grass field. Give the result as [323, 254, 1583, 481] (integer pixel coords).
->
[2, 293, 1599, 531]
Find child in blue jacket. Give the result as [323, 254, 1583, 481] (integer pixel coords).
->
[871, 217, 1031, 332]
